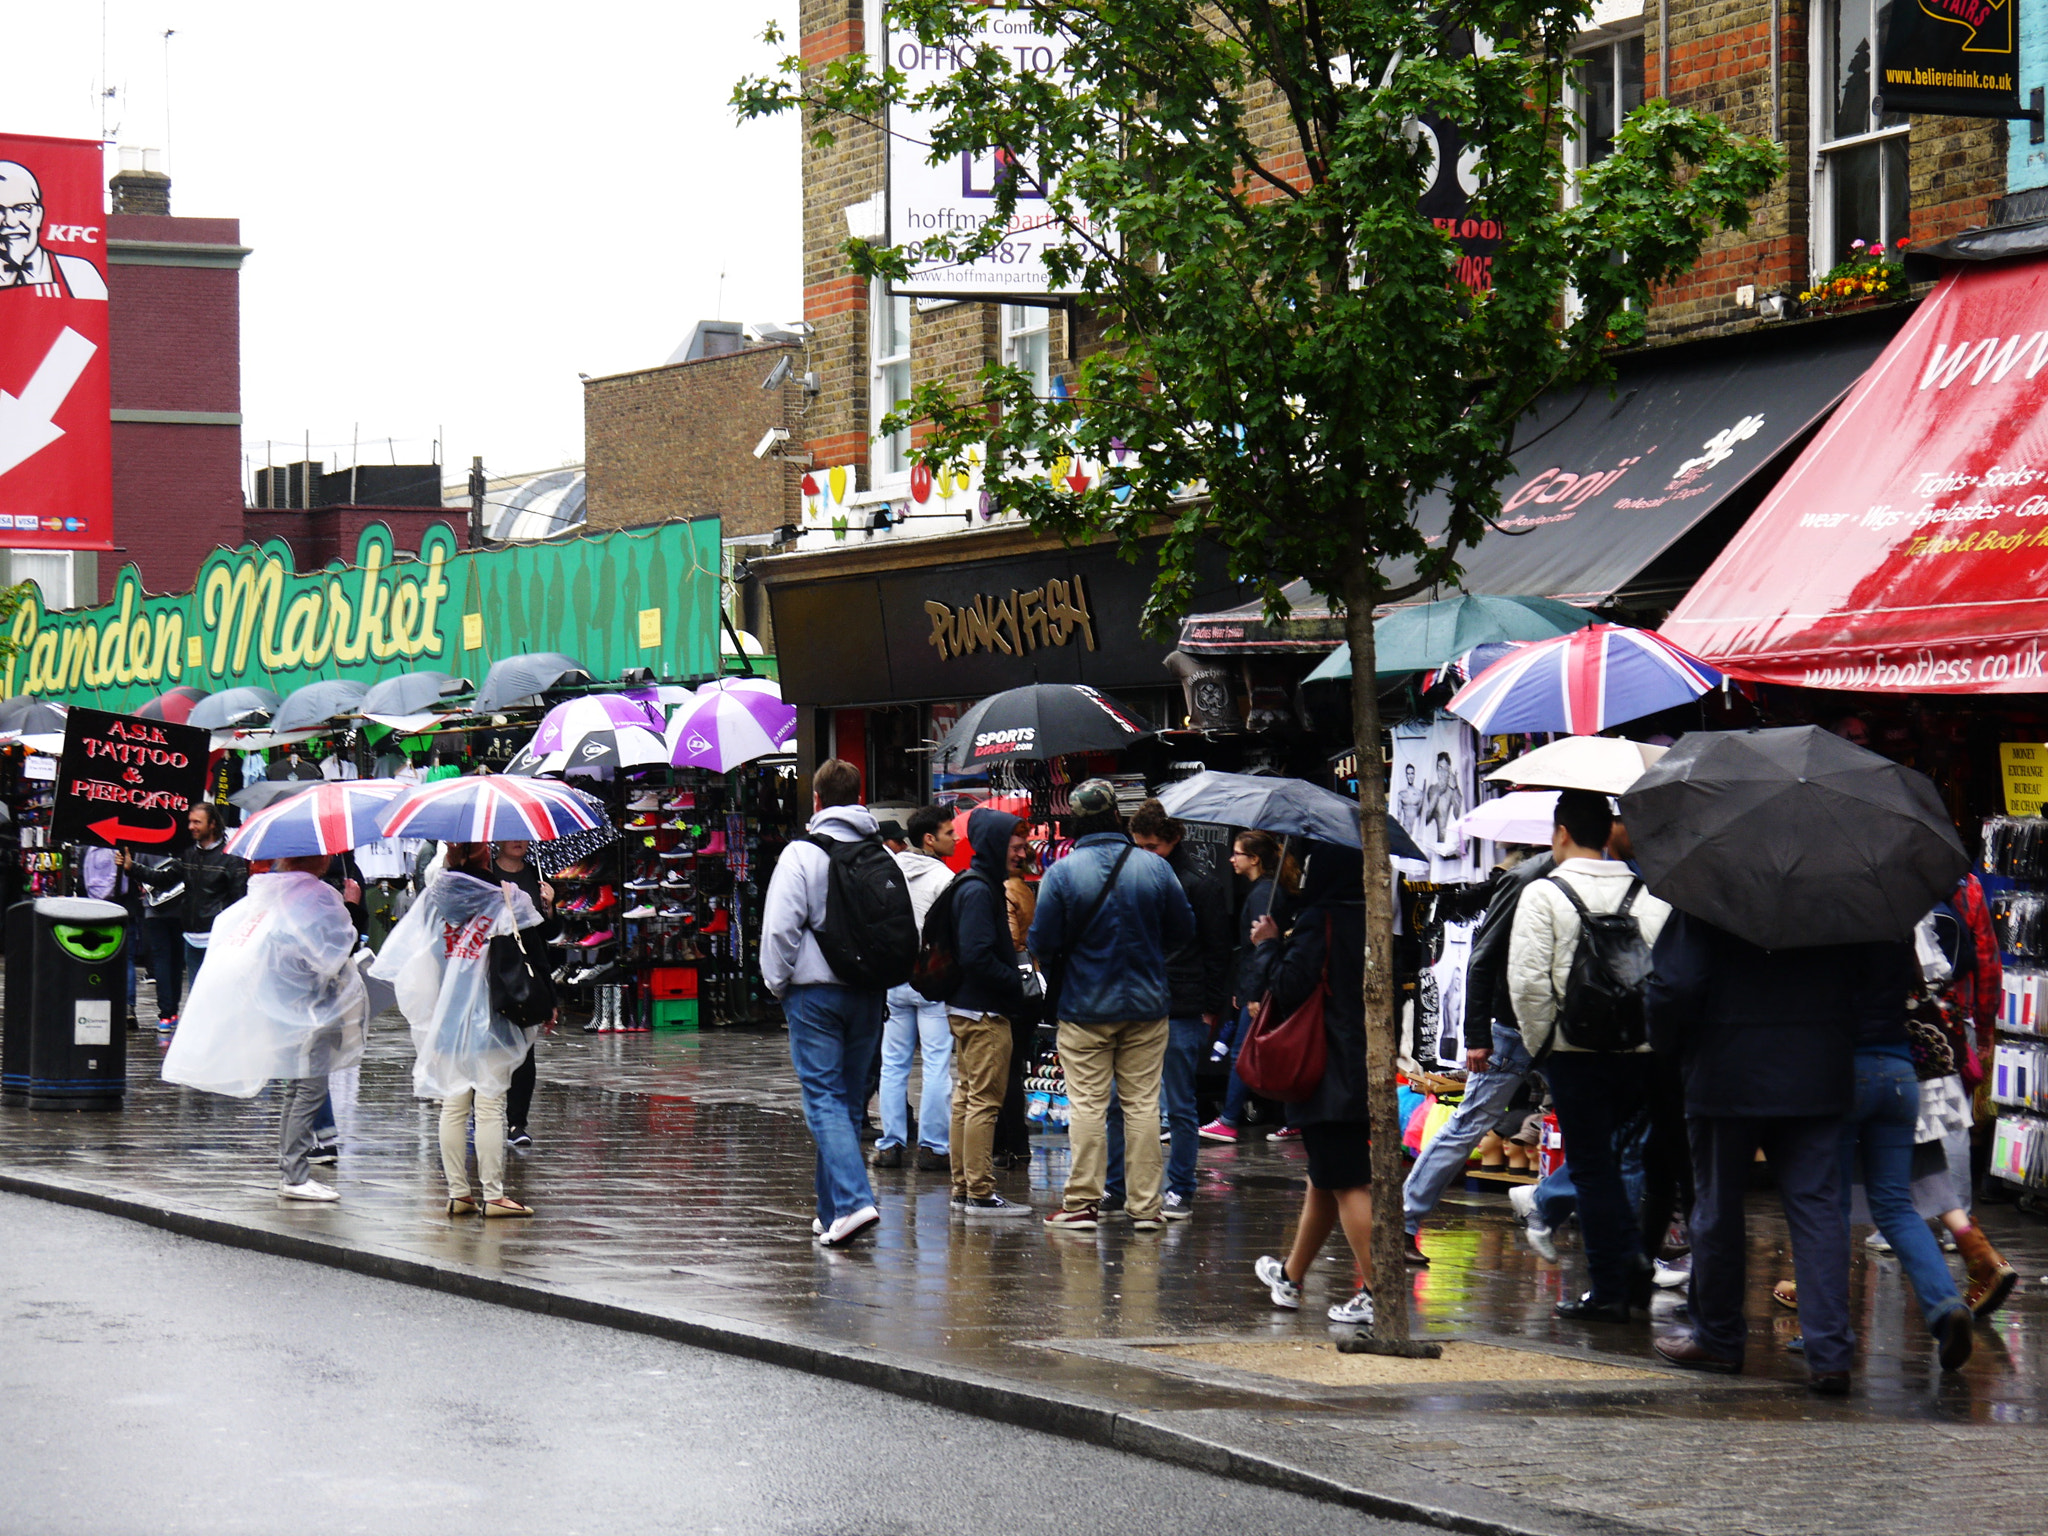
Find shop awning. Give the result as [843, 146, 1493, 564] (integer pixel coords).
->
[1665, 262, 2048, 693]
[1174, 320, 1895, 656]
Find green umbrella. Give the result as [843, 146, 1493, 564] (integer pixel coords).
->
[1303, 594, 1594, 682]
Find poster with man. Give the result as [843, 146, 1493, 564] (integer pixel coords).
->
[1390, 717, 1480, 882]
[0, 133, 114, 551]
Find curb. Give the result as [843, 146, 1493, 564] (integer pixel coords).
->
[0, 1167, 1638, 1536]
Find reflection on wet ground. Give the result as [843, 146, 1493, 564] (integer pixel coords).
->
[5, 1012, 2046, 1534]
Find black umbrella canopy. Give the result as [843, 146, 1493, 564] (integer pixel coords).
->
[1619, 725, 1968, 949]
[229, 779, 318, 813]
[472, 653, 592, 714]
[934, 684, 1151, 770]
[0, 699, 67, 736]
[359, 670, 473, 717]
[270, 679, 369, 734]
[188, 686, 283, 732]
[1154, 770, 1425, 862]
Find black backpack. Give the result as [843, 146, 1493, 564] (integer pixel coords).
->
[908, 869, 986, 1003]
[805, 832, 919, 989]
[1542, 875, 1653, 1054]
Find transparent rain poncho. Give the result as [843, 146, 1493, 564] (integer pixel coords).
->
[161, 872, 369, 1097]
[369, 868, 542, 1099]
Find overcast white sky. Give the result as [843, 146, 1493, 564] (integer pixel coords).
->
[15, 1, 801, 489]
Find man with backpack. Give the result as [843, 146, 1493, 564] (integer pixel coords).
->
[943, 807, 1037, 1217]
[1507, 789, 1670, 1322]
[761, 758, 919, 1247]
[1029, 779, 1196, 1233]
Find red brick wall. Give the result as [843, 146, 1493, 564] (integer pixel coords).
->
[242, 506, 467, 574]
[107, 421, 245, 598]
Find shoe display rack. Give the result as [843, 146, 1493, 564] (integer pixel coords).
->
[1983, 818, 2048, 1198]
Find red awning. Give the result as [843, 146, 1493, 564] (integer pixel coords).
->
[1665, 261, 2048, 693]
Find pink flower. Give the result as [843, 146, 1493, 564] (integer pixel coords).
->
[1851, 239, 1868, 250]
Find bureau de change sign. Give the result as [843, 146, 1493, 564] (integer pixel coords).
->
[52, 707, 209, 850]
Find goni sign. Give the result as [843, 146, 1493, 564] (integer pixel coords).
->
[52, 707, 208, 850]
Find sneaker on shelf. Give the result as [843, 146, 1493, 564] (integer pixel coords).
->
[818, 1205, 880, 1247]
[622, 903, 657, 919]
[1328, 1287, 1376, 1327]
[506, 1126, 533, 1149]
[1197, 1119, 1240, 1144]
[1044, 1205, 1099, 1231]
[661, 793, 696, 811]
[661, 870, 691, 888]
[1254, 1254, 1301, 1310]
[625, 874, 663, 892]
[659, 848, 695, 862]
[626, 792, 662, 812]
[663, 816, 693, 831]
[626, 815, 660, 830]
[964, 1194, 1034, 1218]
[1162, 1192, 1193, 1221]
[1524, 1221, 1559, 1262]
[1270, 1126, 1303, 1142]
[1403, 1231, 1430, 1267]
[577, 930, 615, 948]
[659, 903, 689, 919]
[278, 1180, 339, 1203]
[547, 931, 576, 947]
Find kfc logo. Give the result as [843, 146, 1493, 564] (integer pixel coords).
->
[0, 162, 107, 300]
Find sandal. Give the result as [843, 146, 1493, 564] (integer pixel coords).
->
[1772, 1280, 1799, 1312]
[483, 1197, 535, 1218]
[447, 1196, 477, 1216]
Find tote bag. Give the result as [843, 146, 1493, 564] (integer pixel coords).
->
[1237, 918, 1330, 1104]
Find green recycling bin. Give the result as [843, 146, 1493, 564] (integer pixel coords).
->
[1, 898, 130, 1111]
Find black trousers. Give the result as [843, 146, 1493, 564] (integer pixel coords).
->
[1545, 1051, 1652, 1304]
[507, 1043, 537, 1131]
[1639, 1053, 1695, 1256]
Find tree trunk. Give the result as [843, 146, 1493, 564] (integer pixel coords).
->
[1338, 553, 1410, 1342]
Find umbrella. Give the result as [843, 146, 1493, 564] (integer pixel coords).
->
[1422, 641, 1529, 694]
[1618, 725, 1968, 950]
[0, 695, 54, 733]
[0, 701, 68, 738]
[530, 792, 619, 875]
[270, 679, 369, 734]
[133, 685, 210, 725]
[1486, 736, 1670, 795]
[188, 686, 283, 732]
[1446, 624, 1722, 735]
[667, 681, 798, 772]
[225, 779, 410, 859]
[1153, 770, 1426, 862]
[378, 774, 610, 843]
[229, 779, 319, 813]
[933, 684, 1150, 770]
[358, 671, 473, 718]
[507, 724, 671, 776]
[1303, 595, 1595, 682]
[1454, 790, 1560, 846]
[529, 694, 664, 756]
[471, 652, 592, 713]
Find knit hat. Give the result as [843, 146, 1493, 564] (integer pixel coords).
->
[1069, 778, 1120, 819]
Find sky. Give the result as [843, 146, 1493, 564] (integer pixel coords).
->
[13, 0, 802, 489]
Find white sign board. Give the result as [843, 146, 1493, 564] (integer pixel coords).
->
[887, 12, 1107, 296]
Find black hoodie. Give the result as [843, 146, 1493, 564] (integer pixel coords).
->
[951, 808, 1029, 1016]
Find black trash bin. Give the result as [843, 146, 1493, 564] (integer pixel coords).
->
[1, 898, 129, 1111]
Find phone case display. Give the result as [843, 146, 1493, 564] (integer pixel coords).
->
[1983, 816, 2048, 1191]
[2, 747, 62, 898]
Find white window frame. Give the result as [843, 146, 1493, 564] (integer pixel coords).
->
[870, 278, 913, 486]
[1565, 32, 1646, 190]
[1810, 0, 1911, 281]
[1001, 304, 1053, 397]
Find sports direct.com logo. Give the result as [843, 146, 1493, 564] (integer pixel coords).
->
[972, 726, 1035, 758]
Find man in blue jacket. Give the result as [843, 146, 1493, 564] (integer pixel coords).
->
[1029, 779, 1195, 1233]
[949, 807, 1036, 1217]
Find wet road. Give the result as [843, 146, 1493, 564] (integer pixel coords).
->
[0, 1193, 1427, 1536]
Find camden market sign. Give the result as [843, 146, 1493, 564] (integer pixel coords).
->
[3, 518, 723, 713]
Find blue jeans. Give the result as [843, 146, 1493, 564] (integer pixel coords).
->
[1403, 1024, 1533, 1232]
[879, 984, 951, 1152]
[139, 916, 184, 1019]
[1161, 1017, 1206, 1201]
[1545, 1052, 1651, 1304]
[184, 940, 208, 995]
[1841, 1049, 1967, 1331]
[1532, 1162, 1577, 1228]
[1216, 1005, 1254, 1126]
[782, 984, 886, 1226]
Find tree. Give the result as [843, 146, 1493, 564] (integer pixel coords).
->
[739, 0, 1781, 1344]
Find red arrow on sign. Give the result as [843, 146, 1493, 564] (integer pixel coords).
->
[87, 815, 177, 845]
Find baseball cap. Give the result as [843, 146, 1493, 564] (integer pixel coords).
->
[1069, 778, 1120, 818]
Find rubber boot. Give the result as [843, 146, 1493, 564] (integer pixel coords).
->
[1955, 1221, 2019, 1319]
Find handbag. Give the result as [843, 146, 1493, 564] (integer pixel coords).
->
[1039, 844, 1134, 1024]
[1237, 917, 1331, 1104]
[487, 885, 556, 1028]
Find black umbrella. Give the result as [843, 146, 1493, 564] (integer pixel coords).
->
[933, 684, 1151, 770]
[0, 696, 44, 733]
[359, 670, 473, 717]
[472, 653, 592, 714]
[1618, 725, 1968, 949]
[270, 679, 369, 734]
[229, 779, 318, 813]
[0, 700, 67, 737]
[1154, 769, 1425, 862]
[188, 686, 282, 732]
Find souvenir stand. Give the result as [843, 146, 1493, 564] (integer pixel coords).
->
[1, 744, 60, 902]
[1984, 816, 2048, 1198]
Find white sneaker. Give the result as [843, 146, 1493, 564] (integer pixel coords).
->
[278, 1180, 339, 1203]
[812, 1217, 824, 1237]
[1328, 1287, 1376, 1327]
[1524, 1221, 1558, 1262]
[1162, 1192, 1193, 1221]
[1653, 1256, 1690, 1289]
[1865, 1230, 1894, 1254]
[1509, 1182, 1537, 1223]
[819, 1205, 879, 1246]
[1254, 1254, 1301, 1310]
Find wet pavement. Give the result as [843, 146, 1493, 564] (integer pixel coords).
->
[3, 993, 2047, 1535]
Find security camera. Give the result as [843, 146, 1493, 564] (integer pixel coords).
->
[761, 356, 794, 391]
[754, 427, 792, 460]
[802, 370, 821, 397]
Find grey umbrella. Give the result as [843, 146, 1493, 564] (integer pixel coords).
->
[270, 679, 369, 734]
[187, 687, 283, 732]
[1155, 770, 1425, 862]
[472, 653, 592, 714]
[229, 779, 319, 813]
[0, 696, 61, 733]
[358, 670, 473, 717]
[1618, 725, 1968, 949]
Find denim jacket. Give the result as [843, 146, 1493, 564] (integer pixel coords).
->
[1027, 832, 1195, 1024]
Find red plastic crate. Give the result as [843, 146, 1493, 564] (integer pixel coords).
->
[649, 966, 698, 1000]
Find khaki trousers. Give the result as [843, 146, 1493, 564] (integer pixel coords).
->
[949, 1013, 1013, 1199]
[1058, 1016, 1168, 1217]
[440, 1088, 508, 1202]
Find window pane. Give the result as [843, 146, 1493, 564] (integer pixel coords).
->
[1580, 49, 1618, 163]
[1618, 35, 1645, 118]
[1875, 0, 1909, 126]
[1829, 141, 1882, 264]
[1882, 134, 1910, 247]
[878, 359, 912, 475]
[883, 292, 911, 358]
[1016, 329, 1049, 395]
[1832, 0, 1873, 141]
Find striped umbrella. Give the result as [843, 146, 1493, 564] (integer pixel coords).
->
[225, 779, 411, 858]
[528, 694, 665, 757]
[134, 685, 210, 725]
[378, 774, 609, 843]
[666, 680, 797, 772]
[1446, 624, 1723, 735]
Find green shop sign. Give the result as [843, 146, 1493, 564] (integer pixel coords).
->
[3, 518, 723, 713]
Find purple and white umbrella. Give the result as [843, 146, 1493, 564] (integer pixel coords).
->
[666, 680, 798, 772]
[225, 779, 411, 859]
[379, 775, 610, 843]
[505, 723, 670, 777]
[527, 694, 664, 758]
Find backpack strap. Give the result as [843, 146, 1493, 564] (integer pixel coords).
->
[1615, 878, 1643, 918]
[1542, 873, 1592, 919]
[1065, 843, 1134, 953]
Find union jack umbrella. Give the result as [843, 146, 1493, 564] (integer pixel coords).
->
[224, 779, 411, 859]
[1446, 624, 1724, 736]
[377, 774, 609, 843]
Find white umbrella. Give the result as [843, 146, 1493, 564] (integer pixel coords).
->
[1456, 790, 1560, 847]
[1486, 736, 1669, 795]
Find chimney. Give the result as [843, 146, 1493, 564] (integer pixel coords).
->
[110, 146, 171, 216]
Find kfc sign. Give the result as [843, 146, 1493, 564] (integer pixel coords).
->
[0, 134, 113, 552]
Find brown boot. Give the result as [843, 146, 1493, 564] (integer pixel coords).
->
[1954, 1222, 2019, 1319]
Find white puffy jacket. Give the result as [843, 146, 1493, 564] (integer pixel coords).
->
[1506, 858, 1671, 1057]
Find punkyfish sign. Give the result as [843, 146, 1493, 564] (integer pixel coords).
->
[3, 518, 723, 712]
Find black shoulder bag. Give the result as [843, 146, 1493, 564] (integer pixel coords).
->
[1039, 845, 1134, 1025]
[488, 884, 556, 1028]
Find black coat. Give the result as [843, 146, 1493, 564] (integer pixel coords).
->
[132, 839, 249, 935]
[1165, 845, 1234, 1019]
[1645, 911, 1908, 1119]
[1256, 896, 1369, 1126]
[1464, 852, 1555, 1050]
[952, 809, 1028, 1017]
[1234, 875, 1276, 1008]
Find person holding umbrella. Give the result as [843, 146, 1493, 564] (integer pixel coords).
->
[120, 802, 249, 1025]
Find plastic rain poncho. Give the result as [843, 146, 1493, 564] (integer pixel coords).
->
[369, 869, 542, 1099]
[161, 872, 369, 1097]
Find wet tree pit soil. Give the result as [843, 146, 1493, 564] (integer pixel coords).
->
[1148, 1339, 1664, 1387]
